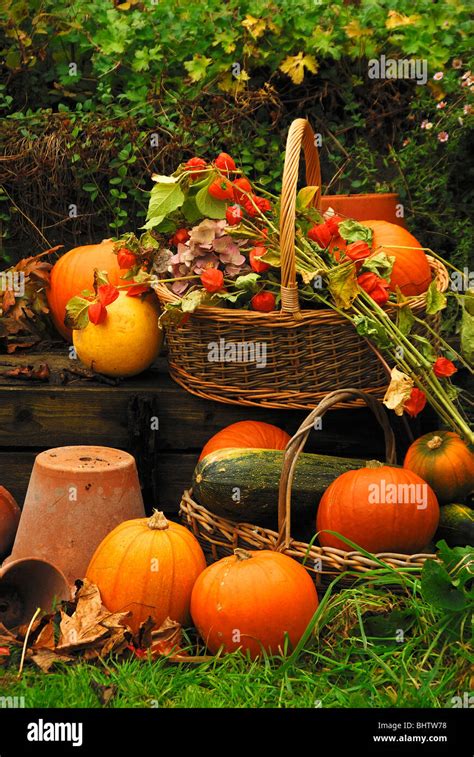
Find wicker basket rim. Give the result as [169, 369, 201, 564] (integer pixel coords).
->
[154, 256, 449, 319]
[180, 489, 438, 570]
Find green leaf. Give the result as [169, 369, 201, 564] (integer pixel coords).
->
[153, 218, 176, 233]
[182, 196, 203, 224]
[234, 272, 261, 291]
[195, 184, 227, 219]
[296, 186, 319, 210]
[412, 334, 436, 361]
[338, 219, 373, 245]
[425, 280, 447, 315]
[181, 289, 209, 313]
[397, 304, 415, 336]
[360, 252, 395, 280]
[184, 54, 212, 82]
[364, 609, 415, 638]
[436, 541, 474, 589]
[260, 249, 281, 267]
[420, 558, 468, 611]
[93, 269, 110, 291]
[353, 315, 393, 351]
[143, 180, 184, 229]
[461, 290, 474, 363]
[139, 231, 160, 250]
[327, 263, 358, 309]
[64, 296, 90, 330]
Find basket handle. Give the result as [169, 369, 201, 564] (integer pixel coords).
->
[276, 389, 397, 549]
[279, 118, 322, 315]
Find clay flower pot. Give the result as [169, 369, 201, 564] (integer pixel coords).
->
[0, 557, 70, 629]
[320, 193, 406, 227]
[9, 446, 145, 584]
[0, 486, 21, 559]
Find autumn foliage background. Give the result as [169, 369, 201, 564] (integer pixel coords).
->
[0, 0, 472, 282]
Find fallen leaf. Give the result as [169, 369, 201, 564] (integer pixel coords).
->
[31, 648, 74, 673]
[32, 620, 56, 651]
[90, 682, 117, 706]
[3, 363, 50, 381]
[383, 367, 413, 416]
[57, 580, 129, 652]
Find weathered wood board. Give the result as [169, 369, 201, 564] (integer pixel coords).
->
[0, 350, 430, 511]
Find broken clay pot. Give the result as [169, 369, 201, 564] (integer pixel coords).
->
[0, 486, 21, 559]
[0, 557, 71, 630]
[8, 446, 145, 584]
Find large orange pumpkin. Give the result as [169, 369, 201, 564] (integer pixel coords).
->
[199, 421, 290, 461]
[330, 220, 431, 296]
[86, 510, 206, 633]
[47, 241, 123, 340]
[363, 220, 431, 296]
[403, 431, 474, 505]
[316, 463, 439, 553]
[0, 486, 21, 557]
[191, 549, 318, 658]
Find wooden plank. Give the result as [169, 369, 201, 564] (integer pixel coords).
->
[0, 349, 432, 467]
[0, 353, 388, 455]
[0, 450, 197, 516]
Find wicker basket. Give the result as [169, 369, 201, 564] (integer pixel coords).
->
[155, 118, 449, 409]
[180, 389, 437, 588]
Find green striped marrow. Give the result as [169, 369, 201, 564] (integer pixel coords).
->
[192, 447, 376, 526]
[436, 504, 474, 547]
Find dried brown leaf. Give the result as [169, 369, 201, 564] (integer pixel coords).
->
[90, 682, 117, 706]
[32, 620, 56, 651]
[31, 648, 74, 673]
[57, 580, 130, 653]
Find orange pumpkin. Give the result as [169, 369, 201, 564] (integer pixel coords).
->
[363, 220, 431, 296]
[316, 463, 439, 553]
[190, 549, 318, 658]
[86, 510, 206, 633]
[403, 431, 474, 505]
[47, 241, 123, 340]
[0, 486, 21, 557]
[199, 421, 290, 461]
[330, 220, 431, 296]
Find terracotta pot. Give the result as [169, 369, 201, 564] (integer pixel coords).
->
[0, 557, 70, 629]
[9, 446, 145, 584]
[0, 486, 21, 558]
[320, 193, 406, 227]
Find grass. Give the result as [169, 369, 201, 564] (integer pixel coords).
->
[0, 567, 471, 709]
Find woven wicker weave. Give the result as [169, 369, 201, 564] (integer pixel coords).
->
[180, 389, 437, 587]
[155, 119, 449, 409]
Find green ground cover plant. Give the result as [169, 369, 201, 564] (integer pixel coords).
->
[1, 0, 472, 272]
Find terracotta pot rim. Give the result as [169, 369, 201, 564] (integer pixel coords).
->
[321, 192, 399, 201]
[1, 555, 71, 591]
[34, 446, 136, 473]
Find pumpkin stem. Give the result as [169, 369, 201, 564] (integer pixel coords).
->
[234, 548, 252, 561]
[427, 435, 443, 450]
[365, 460, 384, 469]
[148, 510, 169, 530]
